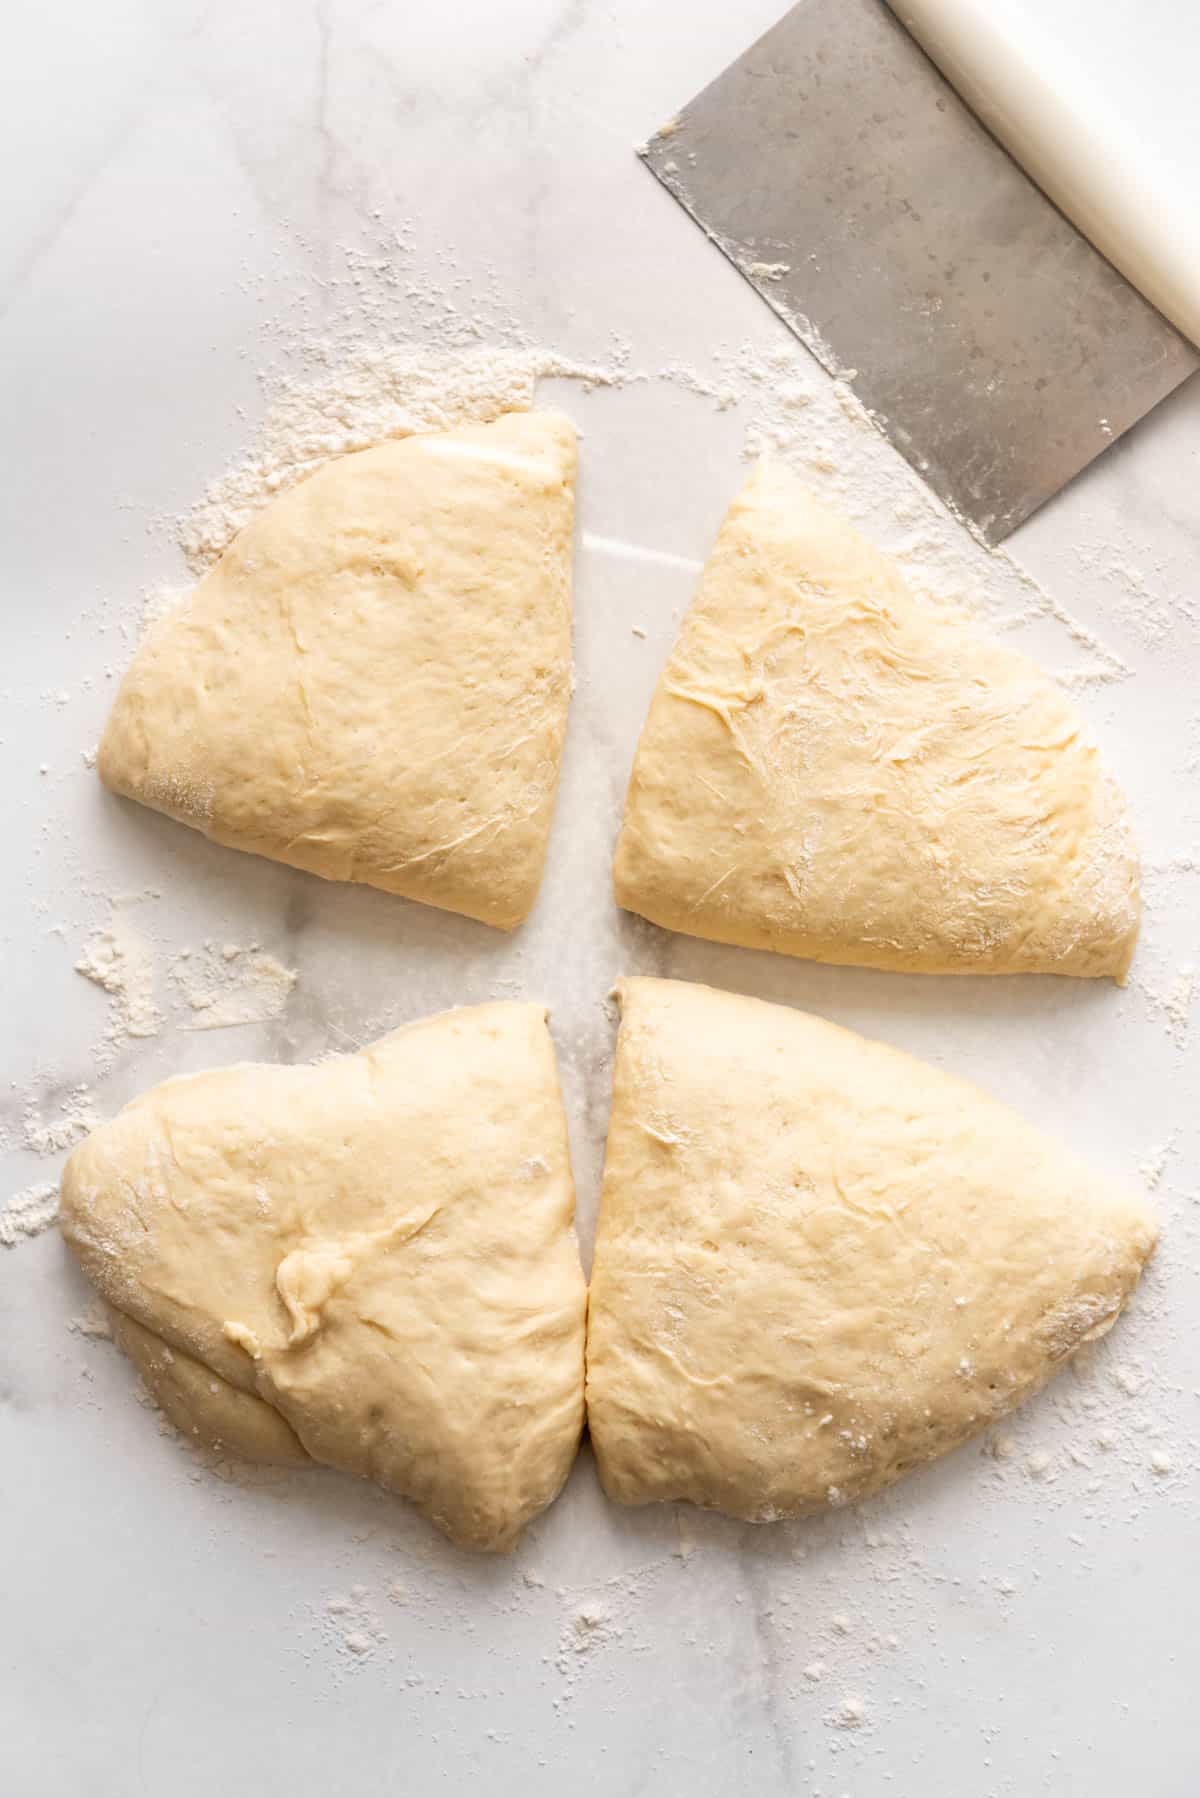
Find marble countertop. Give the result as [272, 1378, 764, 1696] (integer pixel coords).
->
[4, 1, 1199, 1792]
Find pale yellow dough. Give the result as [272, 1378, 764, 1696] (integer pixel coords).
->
[60, 1003, 588, 1551]
[99, 411, 578, 930]
[614, 465, 1139, 977]
[110, 1309, 312, 1467]
[586, 978, 1156, 1522]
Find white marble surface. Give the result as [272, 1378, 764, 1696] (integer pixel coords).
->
[4, 2, 1200, 1792]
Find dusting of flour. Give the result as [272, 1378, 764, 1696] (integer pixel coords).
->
[168, 942, 298, 1032]
[181, 345, 627, 574]
[75, 907, 163, 1067]
[73, 901, 299, 1063]
[0, 1182, 60, 1248]
[657, 340, 1129, 692]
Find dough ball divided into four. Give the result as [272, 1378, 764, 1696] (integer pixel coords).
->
[69, 419, 1154, 1545]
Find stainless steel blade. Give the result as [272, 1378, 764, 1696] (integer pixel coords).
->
[639, 0, 1197, 543]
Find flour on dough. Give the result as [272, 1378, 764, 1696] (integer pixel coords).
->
[99, 411, 577, 930]
[111, 1307, 312, 1466]
[614, 464, 1139, 977]
[60, 1003, 588, 1551]
[586, 978, 1156, 1522]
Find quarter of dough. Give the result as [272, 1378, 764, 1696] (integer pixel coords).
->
[586, 978, 1156, 1521]
[99, 410, 577, 930]
[60, 1003, 588, 1551]
[614, 464, 1139, 977]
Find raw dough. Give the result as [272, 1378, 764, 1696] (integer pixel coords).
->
[111, 1308, 312, 1467]
[614, 464, 1139, 977]
[586, 977, 1156, 1521]
[60, 1003, 588, 1550]
[99, 411, 577, 930]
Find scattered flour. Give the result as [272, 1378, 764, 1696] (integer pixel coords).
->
[0, 1182, 59, 1248]
[0, 1080, 102, 1251]
[140, 583, 192, 629]
[146, 222, 1137, 716]
[1132, 860, 1200, 1044]
[75, 909, 162, 1064]
[1138, 1140, 1175, 1190]
[557, 1597, 614, 1670]
[15, 1084, 99, 1156]
[321, 1588, 388, 1666]
[168, 942, 298, 1031]
[67, 1309, 113, 1340]
[1136, 965, 1196, 1049]
[180, 344, 628, 575]
[828, 1693, 867, 1731]
[1112, 1363, 1144, 1398]
[551, 1587, 629, 1706]
[1074, 537, 1194, 650]
[73, 904, 298, 1066]
[659, 338, 1129, 692]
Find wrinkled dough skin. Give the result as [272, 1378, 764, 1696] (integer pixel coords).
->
[614, 465, 1140, 977]
[99, 411, 577, 930]
[585, 978, 1156, 1523]
[111, 1309, 312, 1466]
[60, 1003, 588, 1551]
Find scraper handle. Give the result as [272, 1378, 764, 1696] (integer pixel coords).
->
[890, 0, 1200, 349]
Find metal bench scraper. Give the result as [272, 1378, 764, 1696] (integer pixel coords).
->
[639, 0, 1198, 543]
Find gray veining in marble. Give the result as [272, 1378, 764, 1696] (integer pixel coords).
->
[3, 2, 1200, 1794]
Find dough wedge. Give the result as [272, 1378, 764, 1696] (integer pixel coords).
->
[99, 411, 577, 929]
[586, 977, 1156, 1521]
[61, 1003, 588, 1551]
[614, 465, 1139, 977]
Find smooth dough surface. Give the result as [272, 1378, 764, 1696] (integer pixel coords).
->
[614, 465, 1139, 977]
[61, 1003, 588, 1551]
[586, 978, 1156, 1522]
[99, 410, 577, 930]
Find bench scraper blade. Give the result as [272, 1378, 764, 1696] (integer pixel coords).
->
[639, 0, 1196, 543]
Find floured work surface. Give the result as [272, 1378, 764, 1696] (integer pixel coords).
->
[6, 198, 1195, 1793]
